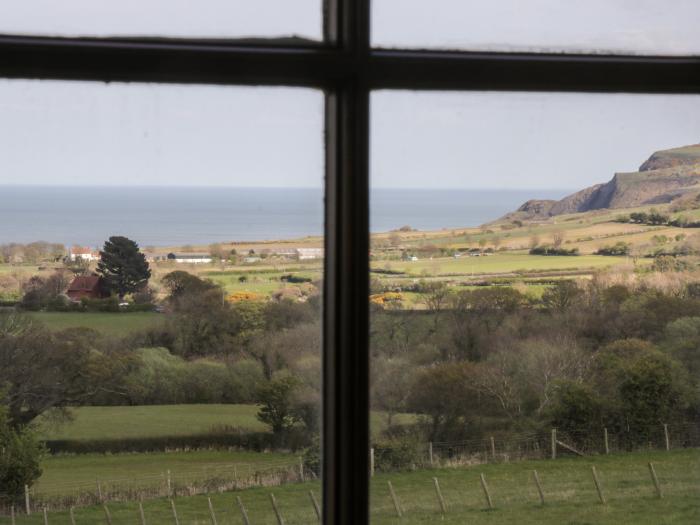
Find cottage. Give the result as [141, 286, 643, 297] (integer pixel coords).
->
[296, 248, 324, 260]
[69, 246, 99, 262]
[66, 275, 109, 302]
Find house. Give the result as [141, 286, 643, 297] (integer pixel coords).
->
[66, 275, 109, 302]
[166, 253, 213, 264]
[296, 248, 324, 260]
[69, 246, 99, 262]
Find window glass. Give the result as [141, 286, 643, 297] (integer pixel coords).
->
[370, 90, 700, 521]
[372, 0, 700, 56]
[0, 0, 322, 41]
[0, 80, 324, 521]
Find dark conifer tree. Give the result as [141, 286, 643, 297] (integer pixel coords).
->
[97, 236, 151, 299]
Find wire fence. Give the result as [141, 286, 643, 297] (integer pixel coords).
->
[0, 420, 697, 519]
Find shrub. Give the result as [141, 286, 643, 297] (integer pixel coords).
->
[529, 246, 579, 256]
[373, 436, 424, 472]
[595, 242, 630, 256]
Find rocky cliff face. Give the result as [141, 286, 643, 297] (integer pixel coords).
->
[501, 143, 700, 221]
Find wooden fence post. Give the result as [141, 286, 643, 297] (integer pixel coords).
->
[24, 484, 30, 515]
[428, 442, 434, 467]
[591, 466, 606, 504]
[96, 481, 103, 503]
[10, 505, 16, 525]
[138, 501, 147, 525]
[236, 496, 251, 525]
[298, 456, 305, 482]
[270, 493, 285, 525]
[663, 424, 670, 451]
[480, 473, 494, 510]
[42, 507, 48, 525]
[207, 497, 218, 525]
[370, 448, 375, 477]
[69, 507, 77, 525]
[432, 477, 447, 514]
[103, 504, 113, 525]
[551, 429, 557, 460]
[167, 470, 172, 496]
[387, 481, 402, 517]
[490, 436, 496, 460]
[309, 490, 321, 522]
[532, 470, 545, 505]
[169, 499, 180, 525]
[648, 462, 663, 498]
[604, 428, 610, 455]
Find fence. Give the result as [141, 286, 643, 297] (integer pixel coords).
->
[0, 421, 697, 519]
[370, 421, 700, 475]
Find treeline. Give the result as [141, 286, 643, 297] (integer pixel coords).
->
[0, 242, 65, 264]
[617, 209, 700, 228]
[370, 275, 700, 452]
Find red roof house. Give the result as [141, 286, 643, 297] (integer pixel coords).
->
[66, 275, 109, 302]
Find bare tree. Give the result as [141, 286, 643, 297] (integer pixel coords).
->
[552, 230, 565, 249]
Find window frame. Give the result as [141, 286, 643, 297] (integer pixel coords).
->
[1, 1, 699, 523]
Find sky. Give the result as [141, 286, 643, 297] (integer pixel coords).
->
[0, 2, 699, 190]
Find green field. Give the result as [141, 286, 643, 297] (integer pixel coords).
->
[8, 449, 698, 524]
[383, 253, 635, 277]
[37, 449, 295, 495]
[39, 404, 416, 442]
[28, 312, 162, 335]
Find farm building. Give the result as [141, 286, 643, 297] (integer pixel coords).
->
[69, 246, 99, 262]
[166, 253, 213, 264]
[296, 248, 324, 260]
[66, 275, 109, 302]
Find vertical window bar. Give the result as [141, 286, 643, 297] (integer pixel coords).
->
[323, 1, 371, 524]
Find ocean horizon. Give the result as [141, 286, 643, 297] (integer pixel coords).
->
[0, 185, 572, 247]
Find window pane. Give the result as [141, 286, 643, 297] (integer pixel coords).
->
[0, 0, 322, 41]
[370, 91, 700, 521]
[373, 0, 700, 55]
[0, 80, 324, 516]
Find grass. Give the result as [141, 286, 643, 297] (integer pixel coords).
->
[37, 449, 295, 495]
[382, 253, 634, 277]
[39, 404, 416, 442]
[8, 449, 698, 524]
[28, 312, 162, 336]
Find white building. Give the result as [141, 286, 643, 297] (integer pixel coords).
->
[69, 246, 99, 262]
[296, 248, 324, 260]
[167, 253, 213, 264]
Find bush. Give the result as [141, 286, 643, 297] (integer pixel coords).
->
[373, 436, 424, 472]
[0, 405, 45, 505]
[529, 246, 579, 256]
[595, 242, 630, 256]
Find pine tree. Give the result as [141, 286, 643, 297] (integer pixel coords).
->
[97, 236, 151, 300]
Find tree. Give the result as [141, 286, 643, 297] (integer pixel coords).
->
[256, 376, 300, 436]
[97, 236, 151, 300]
[551, 230, 565, 249]
[0, 401, 44, 505]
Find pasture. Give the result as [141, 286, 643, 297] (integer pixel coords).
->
[8, 449, 698, 524]
[28, 312, 162, 336]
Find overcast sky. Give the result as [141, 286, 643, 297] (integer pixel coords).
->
[0, 2, 699, 190]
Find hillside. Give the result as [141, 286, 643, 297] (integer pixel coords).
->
[502, 143, 700, 222]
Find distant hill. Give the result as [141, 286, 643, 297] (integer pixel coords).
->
[501, 143, 700, 222]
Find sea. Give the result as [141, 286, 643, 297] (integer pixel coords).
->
[0, 186, 571, 247]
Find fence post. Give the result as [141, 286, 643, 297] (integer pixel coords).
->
[96, 481, 103, 502]
[24, 484, 30, 515]
[207, 497, 218, 525]
[169, 499, 180, 525]
[167, 470, 172, 496]
[532, 470, 545, 505]
[648, 462, 663, 498]
[428, 442, 434, 467]
[370, 447, 375, 477]
[604, 428, 609, 455]
[432, 477, 447, 514]
[309, 490, 321, 522]
[490, 436, 496, 460]
[69, 506, 77, 525]
[480, 473, 494, 510]
[387, 481, 403, 517]
[103, 504, 113, 525]
[236, 496, 251, 525]
[10, 505, 16, 525]
[591, 466, 606, 504]
[551, 429, 557, 460]
[42, 507, 48, 525]
[663, 424, 670, 451]
[270, 493, 285, 525]
[138, 501, 147, 525]
[298, 456, 305, 482]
